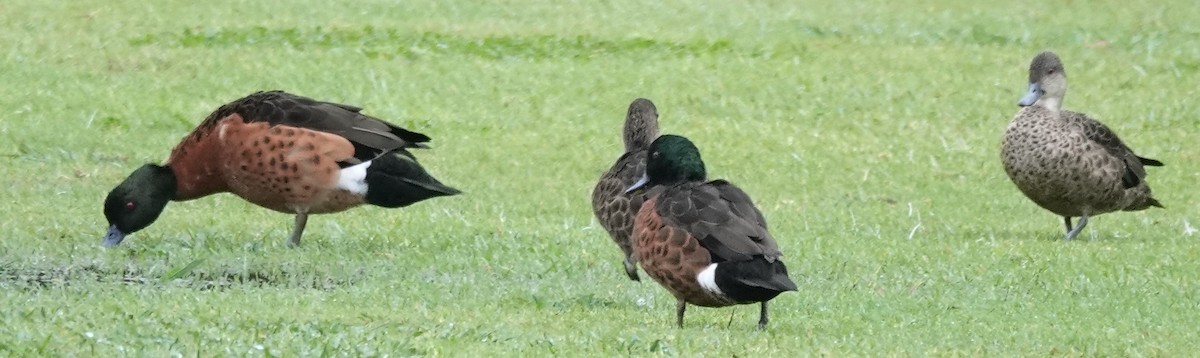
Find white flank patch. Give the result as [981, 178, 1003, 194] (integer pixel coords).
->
[696, 263, 723, 295]
[335, 160, 371, 195]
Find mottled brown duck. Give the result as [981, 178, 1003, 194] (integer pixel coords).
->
[592, 98, 659, 281]
[1001, 51, 1162, 240]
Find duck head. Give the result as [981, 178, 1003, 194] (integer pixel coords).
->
[1019, 51, 1068, 111]
[102, 164, 176, 246]
[623, 98, 660, 152]
[626, 134, 707, 193]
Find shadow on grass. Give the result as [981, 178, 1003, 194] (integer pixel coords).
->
[0, 263, 356, 291]
[955, 226, 1140, 243]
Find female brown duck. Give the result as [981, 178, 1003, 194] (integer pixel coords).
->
[1002, 52, 1162, 240]
[592, 98, 660, 281]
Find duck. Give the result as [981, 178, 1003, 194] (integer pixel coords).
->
[1001, 51, 1163, 240]
[592, 98, 660, 281]
[102, 90, 461, 247]
[626, 134, 796, 329]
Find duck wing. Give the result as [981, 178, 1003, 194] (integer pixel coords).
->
[657, 181, 780, 263]
[200, 91, 432, 164]
[1069, 111, 1162, 188]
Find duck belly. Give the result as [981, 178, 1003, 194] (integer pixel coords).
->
[1002, 124, 1127, 217]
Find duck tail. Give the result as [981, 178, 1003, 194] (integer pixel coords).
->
[364, 151, 461, 208]
[1138, 155, 1164, 167]
[1124, 195, 1164, 211]
[706, 256, 797, 304]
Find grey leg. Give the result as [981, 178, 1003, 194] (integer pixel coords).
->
[287, 213, 308, 247]
[1064, 214, 1089, 241]
[675, 299, 687, 328]
[758, 301, 769, 330]
[1063, 216, 1073, 234]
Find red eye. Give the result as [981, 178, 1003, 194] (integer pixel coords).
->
[125, 202, 136, 211]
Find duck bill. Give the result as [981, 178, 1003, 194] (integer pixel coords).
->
[624, 173, 649, 194]
[1018, 83, 1042, 107]
[103, 225, 127, 247]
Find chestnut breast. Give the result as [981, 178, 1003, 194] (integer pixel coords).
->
[633, 196, 735, 307]
[168, 114, 365, 214]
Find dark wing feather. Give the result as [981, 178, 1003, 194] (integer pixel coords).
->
[1067, 111, 1161, 188]
[200, 91, 431, 164]
[656, 181, 777, 263]
[710, 179, 770, 232]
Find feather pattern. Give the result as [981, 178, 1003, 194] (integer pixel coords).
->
[187, 90, 430, 166]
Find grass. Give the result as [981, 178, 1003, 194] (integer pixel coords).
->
[1, 0, 1198, 355]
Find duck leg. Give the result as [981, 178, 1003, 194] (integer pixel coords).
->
[1063, 217, 1073, 234]
[1064, 214, 1089, 241]
[675, 299, 687, 328]
[758, 301, 769, 330]
[287, 213, 309, 247]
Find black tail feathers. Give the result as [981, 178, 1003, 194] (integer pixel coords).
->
[364, 151, 461, 208]
[714, 256, 797, 303]
[1138, 155, 1163, 167]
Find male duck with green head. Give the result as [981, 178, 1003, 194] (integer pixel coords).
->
[626, 134, 796, 329]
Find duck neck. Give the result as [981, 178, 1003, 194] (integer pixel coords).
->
[623, 120, 658, 152]
[165, 132, 230, 200]
[1037, 96, 1062, 113]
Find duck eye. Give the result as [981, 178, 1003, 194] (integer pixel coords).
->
[125, 202, 136, 211]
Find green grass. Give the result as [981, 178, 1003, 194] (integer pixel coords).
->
[1, 0, 1198, 355]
